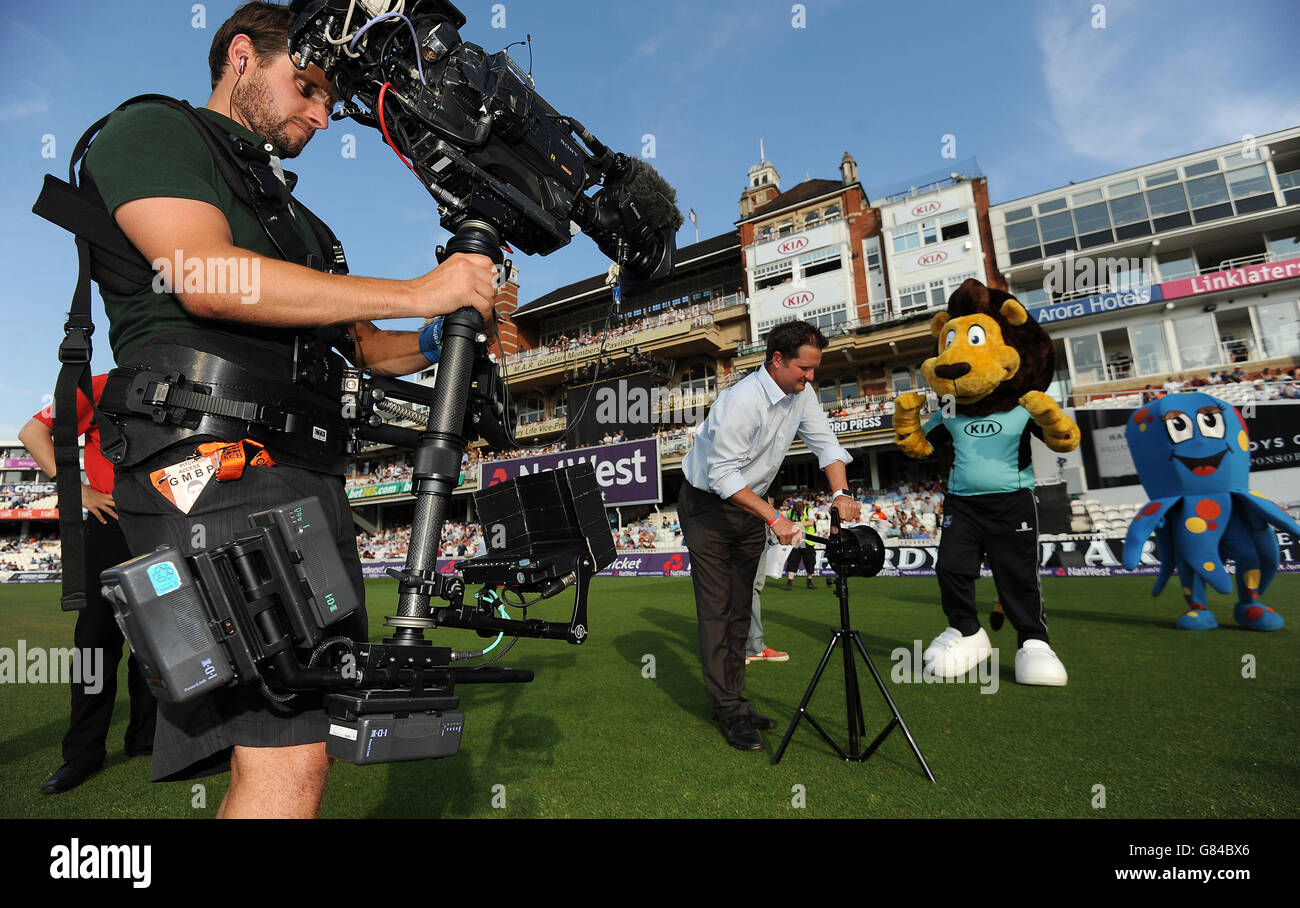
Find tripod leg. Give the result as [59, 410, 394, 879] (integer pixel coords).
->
[852, 631, 936, 782]
[771, 631, 843, 765]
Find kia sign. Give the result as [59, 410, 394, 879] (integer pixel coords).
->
[776, 236, 810, 256]
[782, 289, 814, 309]
[911, 200, 942, 218]
[478, 438, 662, 507]
[916, 250, 948, 267]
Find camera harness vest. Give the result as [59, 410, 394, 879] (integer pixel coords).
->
[33, 94, 354, 609]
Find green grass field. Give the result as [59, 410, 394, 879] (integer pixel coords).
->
[2, 574, 1296, 819]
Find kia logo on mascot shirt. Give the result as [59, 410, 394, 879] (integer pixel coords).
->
[964, 419, 1000, 438]
[782, 290, 814, 309]
[777, 236, 810, 255]
[917, 251, 948, 267]
[911, 200, 942, 217]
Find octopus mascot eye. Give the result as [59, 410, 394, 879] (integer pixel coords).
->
[1123, 391, 1298, 631]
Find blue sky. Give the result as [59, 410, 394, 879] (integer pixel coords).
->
[2, 0, 1297, 438]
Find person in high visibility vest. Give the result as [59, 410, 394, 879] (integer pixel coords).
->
[783, 499, 818, 589]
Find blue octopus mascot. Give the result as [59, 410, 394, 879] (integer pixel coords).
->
[1123, 391, 1298, 630]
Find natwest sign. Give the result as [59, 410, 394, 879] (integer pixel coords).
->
[782, 289, 815, 309]
[916, 250, 948, 267]
[1159, 255, 1300, 301]
[776, 236, 810, 255]
[910, 199, 942, 218]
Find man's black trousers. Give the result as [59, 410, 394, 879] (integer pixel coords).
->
[936, 488, 1049, 647]
[62, 515, 157, 768]
[783, 544, 816, 576]
[678, 483, 766, 721]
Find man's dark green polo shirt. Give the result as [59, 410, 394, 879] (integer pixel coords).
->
[84, 103, 325, 367]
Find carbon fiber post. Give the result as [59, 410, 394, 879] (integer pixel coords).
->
[386, 220, 503, 645]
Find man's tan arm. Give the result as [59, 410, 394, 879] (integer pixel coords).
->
[113, 196, 498, 327]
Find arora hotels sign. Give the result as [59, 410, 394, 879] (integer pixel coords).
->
[1024, 284, 1163, 325]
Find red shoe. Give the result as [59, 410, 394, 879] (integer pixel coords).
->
[746, 646, 790, 664]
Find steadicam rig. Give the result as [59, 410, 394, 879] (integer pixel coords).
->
[287, 0, 682, 287]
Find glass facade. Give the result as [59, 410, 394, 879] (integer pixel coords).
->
[1129, 323, 1171, 375]
[1172, 314, 1221, 369]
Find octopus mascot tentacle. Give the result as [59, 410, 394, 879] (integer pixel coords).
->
[1122, 392, 1298, 631]
[894, 278, 1081, 686]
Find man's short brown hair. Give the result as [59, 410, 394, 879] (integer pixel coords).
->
[208, 1, 294, 88]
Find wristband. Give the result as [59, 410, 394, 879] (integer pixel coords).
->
[831, 489, 852, 501]
[766, 512, 779, 527]
[419, 317, 444, 364]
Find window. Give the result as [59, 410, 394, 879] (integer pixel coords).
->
[756, 226, 774, 242]
[520, 397, 545, 422]
[1005, 219, 1040, 251]
[1186, 174, 1230, 208]
[754, 260, 793, 290]
[939, 211, 970, 241]
[891, 367, 913, 394]
[1016, 286, 1049, 306]
[1038, 211, 1074, 243]
[803, 211, 821, 229]
[1071, 202, 1110, 234]
[554, 400, 568, 419]
[819, 379, 838, 404]
[1144, 170, 1179, 187]
[840, 376, 859, 400]
[1071, 188, 1103, 205]
[1128, 323, 1170, 375]
[1005, 206, 1034, 222]
[1184, 160, 1220, 178]
[798, 247, 843, 278]
[1173, 314, 1222, 369]
[824, 205, 842, 222]
[1109, 193, 1150, 224]
[1038, 198, 1067, 213]
[1227, 164, 1271, 199]
[929, 280, 947, 307]
[1107, 179, 1140, 196]
[1145, 184, 1188, 216]
[1157, 250, 1197, 281]
[679, 362, 716, 394]
[777, 221, 795, 237]
[898, 283, 929, 313]
[891, 225, 920, 254]
[1265, 227, 1300, 259]
[1255, 303, 1300, 357]
[1069, 335, 1105, 384]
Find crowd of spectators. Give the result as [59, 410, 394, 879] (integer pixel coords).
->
[0, 483, 58, 510]
[1136, 368, 1300, 403]
[534, 301, 722, 359]
[355, 520, 487, 561]
[0, 536, 61, 571]
[777, 477, 946, 543]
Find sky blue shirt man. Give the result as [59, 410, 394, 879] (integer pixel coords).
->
[682, 366, 853, 503]
[677, 320, 861, 750]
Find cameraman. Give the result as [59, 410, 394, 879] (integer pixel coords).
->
[84, 2, 496, 817]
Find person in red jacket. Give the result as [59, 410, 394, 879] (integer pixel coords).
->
[19, 374, 157, 794]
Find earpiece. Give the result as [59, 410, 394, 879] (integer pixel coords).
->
[238, 57, 247, 74]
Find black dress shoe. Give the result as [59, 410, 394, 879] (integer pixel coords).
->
[40, 762, 102, 795]
[718, 716, 764, 751]
[747, 711, 778, 730]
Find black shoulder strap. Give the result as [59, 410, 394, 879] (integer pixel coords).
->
[32, 94, 351, 607]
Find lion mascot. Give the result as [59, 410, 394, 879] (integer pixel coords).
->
[894, 278, 1081, 685]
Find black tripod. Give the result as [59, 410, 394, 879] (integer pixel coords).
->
[770, 560, 935, 780]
